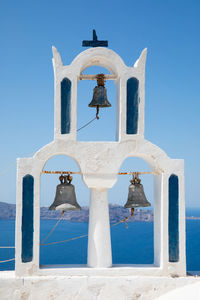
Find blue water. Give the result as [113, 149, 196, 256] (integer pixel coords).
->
[40, 220, 88, 265]
[0, 219, 15, 271]
[0, 218, 200, 271]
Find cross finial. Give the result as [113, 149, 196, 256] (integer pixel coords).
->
[82, 30, 108, 48]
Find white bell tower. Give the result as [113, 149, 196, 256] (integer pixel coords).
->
[15, 37, 186, 278]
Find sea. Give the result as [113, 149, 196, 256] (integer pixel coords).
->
[0, 208, 200, 272]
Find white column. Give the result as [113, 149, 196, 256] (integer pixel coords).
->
[154, 173, 168, 270]
[87, 188, 112, 268]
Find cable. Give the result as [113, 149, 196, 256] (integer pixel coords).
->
[77, 116, 97, 132]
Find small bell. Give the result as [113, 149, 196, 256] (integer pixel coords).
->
[49, 175, 81, 212]
[124, 174, 151, 210]
[88, 74, 111, 118]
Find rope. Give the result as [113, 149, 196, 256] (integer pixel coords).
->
[0, 258, 15, 263]
[40, 211, 134, 246]
[40, 217, 132, 246]
[40, 211, 65, 244]
[42, 170, 81, 175]
[0, 211, 134, 258]
[41, 234, 88, 246]
[111, 217, 129, 228]
[77, 116, 97, 132]
[0, 246, 15, 249]
[42, 170, 159, 175]
[111, 209, 134, 229]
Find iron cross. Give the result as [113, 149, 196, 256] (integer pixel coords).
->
[82, 30, 108, 47]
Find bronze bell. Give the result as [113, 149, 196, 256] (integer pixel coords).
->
[88, 74, 111, 109]
[49, 175, 81, 212]
[124, 175, 151, 209]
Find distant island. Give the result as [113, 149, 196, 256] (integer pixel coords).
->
[0, 201, 199, 222]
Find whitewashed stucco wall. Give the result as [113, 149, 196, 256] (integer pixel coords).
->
[1, 273, 200, 300]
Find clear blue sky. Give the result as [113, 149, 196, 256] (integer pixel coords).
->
[0, 0, 199, 208]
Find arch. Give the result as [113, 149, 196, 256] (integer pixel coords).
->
[117, 154, 156, 175]
[41, 153, 81, 176]
[32, 138, 169, 180]
[40, 155, 89, 266]
[110, 156, 154, 265]
[81, 65, 111, 75]
[111, 156, 154, 206]
[71, 47, 127, 77]
[77, 65, 117, 141]
[40, 153, 93, 211]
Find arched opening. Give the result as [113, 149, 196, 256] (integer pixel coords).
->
[108, 157, 154, 264]
[40, 155, 89, 266]
[77, 66, 117, 141]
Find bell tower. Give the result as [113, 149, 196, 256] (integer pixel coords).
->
[15, 33, 186, 278]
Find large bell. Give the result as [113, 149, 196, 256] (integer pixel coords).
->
[49, 175, 81, 212]
[88, 74, 111, 108]
[124, 175, 151, 209]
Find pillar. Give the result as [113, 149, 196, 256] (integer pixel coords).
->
[87, 188, 112, 268]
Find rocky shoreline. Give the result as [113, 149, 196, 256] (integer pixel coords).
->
[0, 201, 199, 222]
